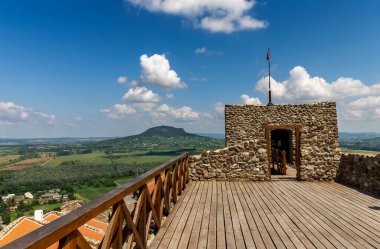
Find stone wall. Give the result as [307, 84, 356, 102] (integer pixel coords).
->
[337, 154, 380, 194]
[225, 102, 341, 181]
[189, 140, 268, 181]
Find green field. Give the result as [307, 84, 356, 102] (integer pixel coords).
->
[75, 187, 115, 203]
[75, 176, 133, 203]
[44, 152, 173, 167]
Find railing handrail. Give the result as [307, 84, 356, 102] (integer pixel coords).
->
[4, 152, 189, 249]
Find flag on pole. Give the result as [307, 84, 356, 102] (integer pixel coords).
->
[266, 48, 270, 61]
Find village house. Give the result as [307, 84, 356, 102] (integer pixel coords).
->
[24, 192, 34, 199]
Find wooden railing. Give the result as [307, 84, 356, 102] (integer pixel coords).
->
[4, 153, 189, 249]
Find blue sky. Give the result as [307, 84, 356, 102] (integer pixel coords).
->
[1, 0, 380, 137]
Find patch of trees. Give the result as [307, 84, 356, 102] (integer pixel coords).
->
[0, 161, 156, 195]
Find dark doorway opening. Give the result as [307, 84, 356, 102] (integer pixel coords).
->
[265, 125, 301, 180]
[270, 129, 292, 163]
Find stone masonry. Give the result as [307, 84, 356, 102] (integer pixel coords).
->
[337, 154, 380, 194]
[189, 102, 341, 181]
[189, 140, 268, 181]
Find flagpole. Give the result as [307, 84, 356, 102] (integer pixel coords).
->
[267, 48, 273, 106]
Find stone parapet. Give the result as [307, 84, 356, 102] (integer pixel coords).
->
[189, 140, 269, 181]
[337, 154, 380, 194]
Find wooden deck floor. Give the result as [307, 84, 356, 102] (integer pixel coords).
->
[149, 181, 380, 249]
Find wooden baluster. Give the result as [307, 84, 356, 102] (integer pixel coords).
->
[58, 231, 76, 249]
[186, 156, 190, 183]
[171, 165, 178, 203]
[282, 150, 287, 175]
[101, 203, 123, 249]
[145, 183, 160, 237]
[139, 189, 147, 247]
[177, 161, 182, 196]
[153, 175, 162, 229]
[120, 201, 145, 249]
[126, 187, 145, 249]
[276, 150, 280, 174]
[163, 170, 171, 215]
[59, 230, 92, 249]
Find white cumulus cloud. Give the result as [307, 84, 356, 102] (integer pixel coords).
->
[214, 102, 224, 115]
[100, 104, 136, 119]
[136, 54, 186, 89]
[123, 86, 161, 102]
[255, 66, 380, 102]
[0, 101, 55, 125]
[344, 96, 380, 120]
[117, 76, 128, 84]
[153, 104, 199, 121]
[241, 94, 262, 105]
[126, 0, 267, 33]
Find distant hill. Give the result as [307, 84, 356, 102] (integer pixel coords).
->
[94, 125, 225, 154]
[339, 132, 380, 140]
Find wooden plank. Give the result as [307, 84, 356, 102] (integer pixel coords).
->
[324, 182, 380, 205]
[177, 181, 206, 249]
[187, 181, 209, 249]
[249, 182, 306, 249]
[243, 182, 286, 249]
[313, 182, 380, 210]
[196, 181, 213, 249]
[216, 181, 226, 249]
[237, 182, 276, 249]
[245, 182, 294, 249]
[272, 181, 356, 248]
[229, 182, 256, 248]
[225, 182, 246, 249]
[299, 182, 380, 234]
[233, 182, 266, 249]
[260, 182, 343, 248]
[309, 182, 380, 219]
[221, 182, 236, 249]
[256, 182, 326, 249]
[207, 181, 218, 249]
[149, 181, 194, 249]
[284, 181, 380, 248]
[153, 181, 198, 249]
[167, 181, 202, 249]
[159, 181, 199, 249]
[148, 180, 380, 249]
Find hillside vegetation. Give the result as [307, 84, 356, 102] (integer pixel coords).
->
[0, 126, 225, 195]
[93, 125, 225, 154]
[340, 133, 380, 152]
